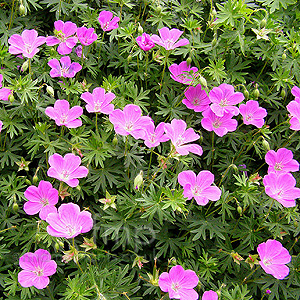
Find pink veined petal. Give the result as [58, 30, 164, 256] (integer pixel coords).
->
[158, 272, 171, 292]
[47, 225, 66, 237]
[169, 265, 185, 283]
[77, 211, 93, 233]
[63, 21, 77, 37]
[201, 186, 222, 201]
[49, 153, 64, 173]
[34, 249, 52, 264]
[178, 170, 196, 188]
[158, 27, 171, 42]
[98, 11, 113, 24]
[57, 42, 73, 55]
[66, 36, 78, 48]
[42, 260, 57, 276]
[46, 36, 60, 46]
[21, 29, 38, 45]
[178, 269, 199, 288]
[65, 178, 79, 187]
[194, 195, 209, 205]
[172, 38, 189, 48]
[63, 153, 81, 173]
[0, 88, 12, 101]
[32, 276, 50, 289]
[196, 171, 214, 189]
[48, 58, 61, 70]
[100, 103, 114, 114]
[259, 262, 290, 280]
[169, 28, 183, 42]
[178, 288, 199, 300]
[54, 20, 64, 31]
[183, 184, 195, 200]
[276, 198, 296, 208]
[46, 213, 67, 235]
[177, 144, 203, 156]
[70, 165, 89, 179]
[47, 168, 61, 181]
[39, 205, 58, 221]
[58, 203, 81, 227]
[150, 34, 163, 46]
[202, 290, 218, 300]
[38, 181, 54, 199]
[182, 128, 200, 143]
[18, 270, 37, 287]
[24, 185, 41, 202]
[24, 201, 43, 216]
[265, 150, 276, 167]
[64, 119, 82, 128]
[67, 106, 83, 120]
[19, 252, 37, 271]
[276, 148, 293, 164]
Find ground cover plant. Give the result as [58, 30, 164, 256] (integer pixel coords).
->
[0, 0, 300, 299]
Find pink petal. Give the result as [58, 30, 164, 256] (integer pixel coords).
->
[18, 270, 37, 287]
[32, 276, 50, 289]
[39, 205, 58, 221]
[178, 171, 196, 188]
[24, 201, 43, 215]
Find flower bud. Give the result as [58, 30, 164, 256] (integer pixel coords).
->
[260, 19, 267, 29]
[112, 135, 118, 146]
[19, 4, 26, 16]
[282, 52, 286, 60]
[237, 206, 243, 215]
[21, 60, 29, 72]
[25, 179, 31, 185]
[253, 88, 260, 99]
[76, 185, 81, 191]
[199, 76, 207, 88]
[54, 242, 60, 251]
[232, 164, 238, 173]
[280, 89, 286, 98]
[32, 174, 38, 184]
[46, 85, 55, 97]
[156, 5, 162, 14]
[8, 93, 14, 103]
[262, 139, 270, 151]
[212, 7, 217, 17]
[138, 24, 143, 35]
[244, 89, 249, 100]
[127, 54, 132, 63]
[134, 170, 143, 190]
[13, 202, 19, 212]
[186, 57, 192, 66]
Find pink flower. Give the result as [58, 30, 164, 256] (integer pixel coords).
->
[48, 56, 82, 78]
[98, 11, 120, 32]
[164, 119, 203, 156]
[142, 122, 170, 148]
[263, 172, 300, 207]
[46, 20, 78, 55]
[8, 29, 46, 58]
[239, 100, 267, 128]
[201, 108, 238, 137]
[286, 100, 300, 130]
[0, 120, 2, 132]
[265, 148, 299, 174]
[257, 239, 291, 279]
[75, 45, 85, 58]
[209, 83, 244, 117]
[169, 61, 198, 85]
[77, 27, 98, 46]
[178, 170, 221, 205]
[0, 74, 12, 101]
[136, 33, 155, 51]
[291, 86, 300, 103]
[45, 99, 83, 128]
[46, 203, 93, 239]
[81, 87, 115, 114]
[159, 265, 199, 300]
[202, 290, 218, 300]
[151, 27, 189, 50]
[183, 84, 210, 112]
[109, 104, 152, 139]
[18, 249, 57, 289]
[24, 181, 58, 221]
[47, 153, 89, 187]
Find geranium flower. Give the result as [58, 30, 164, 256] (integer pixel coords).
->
[178, 170, 221, 205]
[77, 27, 98, 46]
[202, 290, 218, 300]
[0, 120, 2, 132]
[169, 61, 198, 85]
[8, 29, 46, 58]
[265, 148, 299, 174]
[98, 11, 120, 32]
[151, 27, 189, 50]
[142, 122, 169, 148]
[263, 172, 300, 207]
[0, 74, 12, 101]
[164, 119, 203, 156]
[158, 265, 199, 300]
[46, 20, 78, 55]
[239, 100, 267, 128]
[46, 203, 93, 239]
[201, 108, 237, 137]
[136, 33, 155, 51]
[48, 56, 82, 78]
[286, 100, 300, 130]
[47, 153, 89, 187]
[109, 104, 152, 139]
[257, 239, 291, 279]
[24, 181, 58, 220]
[81, 87, 115, 114]
[45, 99, 83, 128]
[209, 83, 244, 117]
[291, 86, 300, 103]
[18, 249, 57, 289]
[183, 84, 210, 112]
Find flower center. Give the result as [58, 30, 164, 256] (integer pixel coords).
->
[61, 170, 70, 180]
[171, 282, 181, 293]
[55, 30, 66, 42]
[24, 43, 32, 54]
[103, 22, 110, 30]
[245, 113, 253, 121]
[219, 98, 228, 107]
[213, 119, 222, 128]
[274, 162, 282, 171]
[165, 40, 174, 50]
[61, 67, 69, 76]
[60, 114, 68, 124]
[192, 97, 200, 105]
[276, 189, 284, 198]
[263, 258, 273, 266]
[125, 121, 134, 132]
[34, 267, 44, 277]
[193, 185, 202, 196]
[40, 197, 49, 207]
[149, 134, 156, 143]
[175, 136, 185, 147]
[94, 103, 102, 111]
[66, 224, 76, 237]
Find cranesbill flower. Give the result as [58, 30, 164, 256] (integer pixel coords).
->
[18, 249, 57, 289]
[169, 61, 198, 85]
[8, 29, 46, 58]
[0, 120, 2, 132]
[202, 290, 218, 300]
[209, 83, 244, 117]
[24, 181, 58, 220]
[286, 100, 300, 130]
[81, 87, 115, 114]
[46, 203, 93, 239]
[178, 170, 221, 205]
[151, 27, 189, 50]
[239, 100, 267, 128]
[109, 104, 152, 139]
[183, 84, 210, 112]
[46, 20, 78, 55]
[48, 56, 82, 78]
[0, 74, 12, 101]
[201, 108, 237, 137]
[77, 27, 98, 46]
[136, 33, 155, 51]
[159, 265, 199, 300]
[142, 122, 169, 148]
[257, 239, 291, 279]
[164, 119, 203, 156]
[47, 153, 88, 187]
[98, 11, 120, 32]
[45, 99, 83, 128]
[263, 172, 300, 207]
[265, 148, 299, 174]
[291, 86, 300, 103]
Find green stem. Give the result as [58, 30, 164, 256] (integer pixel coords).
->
[255, 199, 274, 232]
[211, 132, 215, 172]
[95, 113, 98, 134]
[160, 50, 170, 95]
[98, 32, 105, 62]
[242, 266, 259, 284]
[28, 58, 32, 78]
[8, 0, 16, 30]
[146, 148, 153, 180]
[47, 287, 55, 300]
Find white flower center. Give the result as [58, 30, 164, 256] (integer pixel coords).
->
[219, 98, 228, 107]
[263, 258, 273, 266]
[125, 121, 134, 132]
[40, 197, 49, 207]
[34, 267, 44, 277]
[193, 185, 202, 196]
[60, 170, 70, 180]
[60, 114, 68, 124]
[171, 282, 181, 293]
[245, 113, 253, 121]
[192, 97, 200, 105]
[274, 162, 282, 171]
[213, 119, 222, 128]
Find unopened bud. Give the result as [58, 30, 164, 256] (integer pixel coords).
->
[21, 60, 29, 72]
[212, 38, 217, 47]
[54, 242, 60, 251]
[244, 89, 249, 100]
[253, 88, 260, 99]
[260, 19, 267, 29]
[8, 93, 14, 103]
[13, 203, 19, 212]
[186, 57, 192, 66]
[127, 54, 132, 63]
[237, 206, 243, 215]
[25, 179, 31, 185]
[232, 164, 238, 173]
[212, 7, 217, 17]
[280, 89, 286, 98]
[33, 174, 38, 184]
[199, 76, 207, 88]
[156, 5, 162, 14]
[282, 52, 286, 60]
[138, 24, 143, 35]
[76, 185, 81, 191]
[112, 135, 118, 146]
[262, 139, 270, 151]
[134, 170, 143, 190]
[46, 85, 55, 97]
[19, 4, 26, 16]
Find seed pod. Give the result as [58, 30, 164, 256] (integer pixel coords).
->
[54, 242, 60, 251]
[19, 4, 26, 16]
[76, 185, 81, 191]
[260, 19, 267, 29]
[232, 164, 238, 173]
[199, 76, 207, 88]
[282, 52, 286, 60]
[25, 179, 31, 185]
[280, 89, 286, 98]
[262, 139, 270, 151]
[134, 170, 143, 190]
[127, 54, 132, 63]
[237, 206, 243, 215]
[253, 88, 260, 99]
[156, 5, 162, 14]
[112, 135, 118, 146]
[13, 203, 19, 212]
[8, 93, 14, 103]
[33, 174, 38, 184]
[21, 60, 29, 72]
[138, 24, 143, 35]
[46, 85, 55, 97]
[186, 57, 192, 66]
[244, 89, 249, 100]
